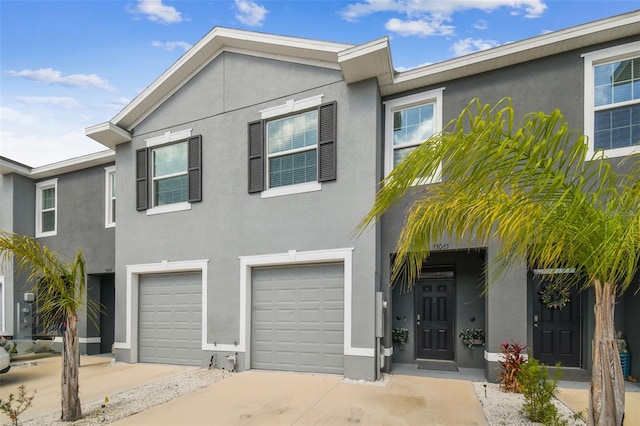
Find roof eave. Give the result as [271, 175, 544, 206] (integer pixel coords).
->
[85, 122, 132, 149]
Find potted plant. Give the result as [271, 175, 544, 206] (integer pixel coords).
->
[459, 328, 485, 348]
[392, 327, 409, 345]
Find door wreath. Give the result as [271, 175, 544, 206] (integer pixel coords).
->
[539, 284, 570, 310]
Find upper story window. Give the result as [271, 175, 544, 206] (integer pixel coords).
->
[136, 129, 202, 215]
[248, 95, 337, 198]
[36, 178, 58, 237]
[384, 88, 444, 181]
[583, 42, 640, 158]
[105, 166, 116, 227]
[152, 142, 188, 206]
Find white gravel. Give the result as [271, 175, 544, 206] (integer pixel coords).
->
[23, 367, 229, 425]
[473, 382, 586, 426]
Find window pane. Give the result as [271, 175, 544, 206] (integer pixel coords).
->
[393, 146, 417, 167]
[111, 199, 116, 222]
[594, 105, 640, 150]
[393, 103, 434, 146]
[153, 142, 187, 177]
[595, 58, 640, 107]
[267, 111, 318, 155]
[269, 150, 317, 188]
[42, 188, 55, 209]
[110, 173, 116, 197]
[42, 211, 55, 232]
[155, 175, 188, 205]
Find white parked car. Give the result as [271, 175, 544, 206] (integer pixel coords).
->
[0, 346, 10, 374]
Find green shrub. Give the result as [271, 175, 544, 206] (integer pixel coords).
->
[517, 357, 566, 425]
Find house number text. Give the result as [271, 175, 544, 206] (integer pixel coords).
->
[433, 243, 449, 250]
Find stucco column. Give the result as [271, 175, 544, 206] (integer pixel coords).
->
[484, 240, 528, 381]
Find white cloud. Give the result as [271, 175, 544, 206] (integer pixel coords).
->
[474, 19, 488, 30]
[452, 38, 500, 56]
[5, 68, 115, 91]
[234, 0, 268, 27]
[151, 40, 192, 51]
[385, 17, 454, 37]
[134, 0, 182, 24]
[15, 96, 80, 108]
[340, 0, 547, 37]
[0, 107, 38, 125]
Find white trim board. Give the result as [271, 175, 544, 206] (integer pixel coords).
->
[115, 259, 225, 360]
[239, 247, 374, 372]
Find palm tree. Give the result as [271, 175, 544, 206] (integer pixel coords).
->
[360, 98, 640, 426]
[0, 231, 97, 421]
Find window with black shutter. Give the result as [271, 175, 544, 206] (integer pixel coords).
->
[248, 101, 337, 195]
[136, 135, 202, 211]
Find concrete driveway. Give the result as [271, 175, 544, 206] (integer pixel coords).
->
[0, 355, 196, 423]
[112, 370, 488, 426]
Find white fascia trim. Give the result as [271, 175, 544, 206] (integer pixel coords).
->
[261, 182, 322, 198]
[104, 166, 116, 228]
[532, 268, 576, 275]
[123, 259, 211, 359]
[35, 178, 58, 238]
[224, 47, 342, 71]
[260, 94, 324, 119]
[583, 41, 640, 159]
[485, 351, 529, 363]
[53, 337, 101, 344]
[238, 247, 373, 368]
[145, 128, 193, 148]
[383, 88, 444, 179]
[146, 202, 192, 216]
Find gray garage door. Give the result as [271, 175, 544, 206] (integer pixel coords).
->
[139, 272, 202, 366]
[251, 263, 344, 374]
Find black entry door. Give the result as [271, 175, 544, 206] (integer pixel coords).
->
[532, 277, 581, 367]
[415, 278, 454, 360]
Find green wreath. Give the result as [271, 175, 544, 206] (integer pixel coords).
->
[539, 284, 571, 310]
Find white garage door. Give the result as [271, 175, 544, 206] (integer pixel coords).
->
[251, 263, 344, 374]
[139, 272, 202, 366]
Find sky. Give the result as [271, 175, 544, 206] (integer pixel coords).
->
[1, 1, 638, 167]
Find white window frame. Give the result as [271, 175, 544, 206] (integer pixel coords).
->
[35, 178, 58, 237]
[145, 129, 193, 215]
[583, 41, 640, 158]
[104, 166, 116, 228]
[260, 95, 323, 199]
[384, 88, 444, 182]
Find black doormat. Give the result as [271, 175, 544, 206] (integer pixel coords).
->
[417, 361, 459, 372]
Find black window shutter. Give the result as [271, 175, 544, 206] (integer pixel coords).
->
[318, 101, 337, 182]
[188, 135, 202, 202]
[248, 120, 264, 193]
[135, 148, 148, 211]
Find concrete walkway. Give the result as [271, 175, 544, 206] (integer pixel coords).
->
[113, 370, 488, 426]
[0, 354, 197, 422]
[557, 385, 640, 425]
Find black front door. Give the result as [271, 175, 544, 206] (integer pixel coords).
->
[532, 276, 581, 367]
[415, 277, 455, 360]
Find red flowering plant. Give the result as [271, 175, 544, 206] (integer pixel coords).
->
[497, 340, 527, 393]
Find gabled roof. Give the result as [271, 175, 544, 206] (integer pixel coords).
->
[0, 150, 115, 179]
[86, 27, 353, 149]
[87, 10, 640, 149]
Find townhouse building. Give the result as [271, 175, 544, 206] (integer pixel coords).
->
[2, 10, 639, 381]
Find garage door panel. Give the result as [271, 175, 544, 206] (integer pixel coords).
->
[139, 272, 201, 366]
[251, 263, 344, 374]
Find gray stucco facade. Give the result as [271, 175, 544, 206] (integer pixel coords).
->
[2, 11, 640, 381]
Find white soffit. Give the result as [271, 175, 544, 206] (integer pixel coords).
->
[0, 150, 115, 179]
